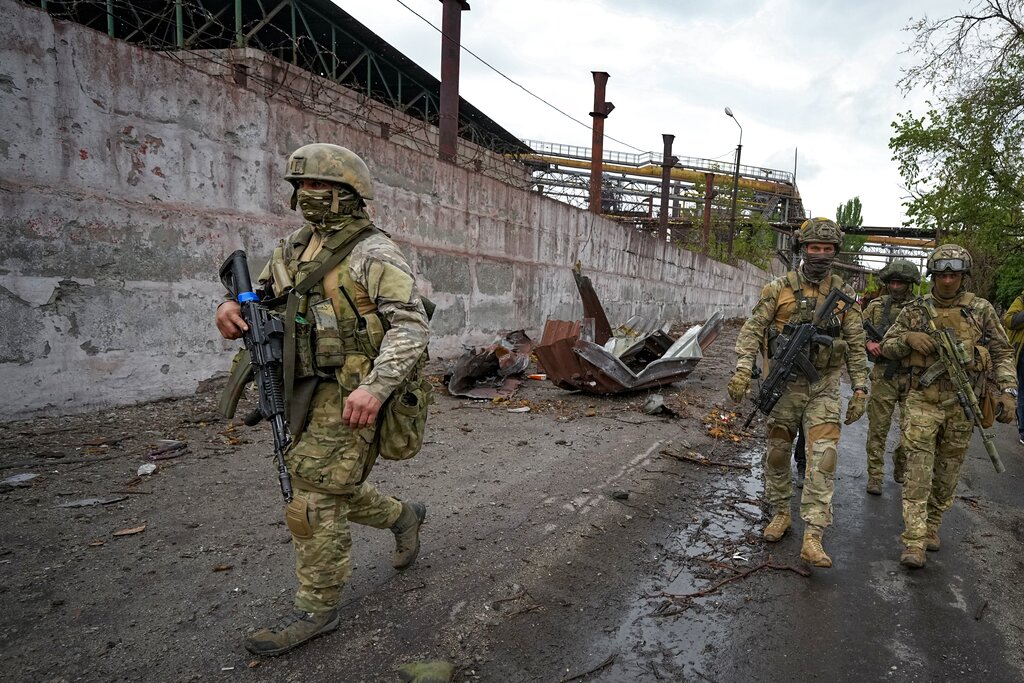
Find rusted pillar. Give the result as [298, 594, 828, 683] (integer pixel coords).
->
[659, 133, 676, 239]
[438, 0, 470, 163]
[702, 172, 716, 248]
[588, 72, 614, 214]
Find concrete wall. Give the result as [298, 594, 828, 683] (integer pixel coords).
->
[0, 1, 768, 419]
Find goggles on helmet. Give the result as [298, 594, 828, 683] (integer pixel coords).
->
[931, 258, 967, 272]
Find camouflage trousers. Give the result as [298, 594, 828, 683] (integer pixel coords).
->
[764, 368, 842, 529]
[899, 389, 972, 550]
[283, 380, 403, 612]
[287, 484, 403, 612]
[865, 364, 908, 479]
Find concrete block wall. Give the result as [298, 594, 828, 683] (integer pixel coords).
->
[0, 1, 768, 419]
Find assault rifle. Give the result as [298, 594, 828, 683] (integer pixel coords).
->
[863, 320, 898, 380]
[919, 299, 1004, 473]
[219, 250, 294, 502]
[744, 288, 856, 428]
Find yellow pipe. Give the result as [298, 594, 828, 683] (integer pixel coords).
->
[520, 153, 798, 197]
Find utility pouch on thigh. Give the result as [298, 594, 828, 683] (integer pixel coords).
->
[310, 298, 345, 370]
[377, 375, 433, 461]
[285, 496, 313, 539]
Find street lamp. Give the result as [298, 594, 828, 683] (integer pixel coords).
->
[724, 107, 743, 262]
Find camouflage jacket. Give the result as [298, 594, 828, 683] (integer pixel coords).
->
[259, 218, 430, 404]
[862, 294, 911, 335]
[880, 290, 1015, 390]
[734, 268, 869, 388]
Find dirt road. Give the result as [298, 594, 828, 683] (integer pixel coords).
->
[2, 324, 1022, 682]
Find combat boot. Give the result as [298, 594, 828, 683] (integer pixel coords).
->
[800, 529, 832, 568]
[900, 545, 926, 569]
[244, 608, 339, 656]
[391, 501, 426, 570]
[893, 462, 906, 484]
[925, 527, 941, 552]
[762, 512, 791, 542]
[866, 476, 883, 495]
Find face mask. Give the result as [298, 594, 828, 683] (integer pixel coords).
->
[887, 281, 910, 300]
[295, 187, 362, 224]
[933, 274, 963, 300]
[801, 252, 834, 282]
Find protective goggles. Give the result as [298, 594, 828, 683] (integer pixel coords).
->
[930, 258, 967, 272]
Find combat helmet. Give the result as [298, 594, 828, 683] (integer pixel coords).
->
[878, 259, 921, 284]
[926, 244, 972, 275]
[285, 143, 374, 208]
[797, 217, 844, 246]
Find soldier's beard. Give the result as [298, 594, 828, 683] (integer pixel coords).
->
[297, 188, 363, 226]
[800, 253, 834, 282]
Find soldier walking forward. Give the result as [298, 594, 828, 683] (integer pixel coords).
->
[728, 218, 870, 568]
[862, 260, 920, 494]
[880, 245, 1016, 569]
[215, 144, 431, 654]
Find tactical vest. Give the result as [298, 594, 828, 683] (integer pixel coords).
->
[906, 292, 990, 375]
[770, 272, 850, 372]
[872, 294, 909, 376]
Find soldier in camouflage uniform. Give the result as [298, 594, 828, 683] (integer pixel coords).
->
[215, 144, 430, 654]
[862, 259, 920, 495]
[729, 218, 870, 568]
[879, 244, 1016, 569]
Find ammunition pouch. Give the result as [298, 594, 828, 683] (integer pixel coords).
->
[980, 386, 996, 429]
[284, 496, 313, 539]
[376, 373, 433, 461]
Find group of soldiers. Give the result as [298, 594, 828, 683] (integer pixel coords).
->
[729, 218, 1017, 570]
[213, 142, 1018, 659]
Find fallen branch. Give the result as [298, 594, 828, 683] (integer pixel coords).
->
[561, 653, 617, 682]
[652, 561, 810, 600]
[0, 453, 124, 470]
[660, 448, 751, 471]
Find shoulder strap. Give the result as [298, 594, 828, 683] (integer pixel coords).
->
[882, 295, 893, 326]
[786, 271, 802, 300]
[283, 226, 381, 426]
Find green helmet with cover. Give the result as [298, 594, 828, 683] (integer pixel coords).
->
[878, 258, 921, 284]
[797, 217, 844, 246]
[926, 243, 972, 275]
[284, 143, 374, 200]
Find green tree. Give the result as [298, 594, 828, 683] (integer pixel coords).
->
[889, 0, 1024, 300]
[835, 197, 867, 265]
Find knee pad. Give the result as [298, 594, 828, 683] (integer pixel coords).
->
[285, 496, 314, 539]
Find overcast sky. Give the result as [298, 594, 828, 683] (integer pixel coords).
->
[337, 0, 965, 227]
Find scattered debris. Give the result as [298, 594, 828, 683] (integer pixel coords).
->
[445, 330, 534, 399]
[146, 440, 187, 461]
[611, 489, 630, 500]
[526, 373, 547, 380]
[562, 653, 617, 682]
[57, 496, 128, 508]
[651, 560, 810, 601]
[660, 448, 751, 471]
[975, 600, 989, 621]
[642, 394, 679, 417]
[213, 564, 233, 572]
[137, 463, 157, 477]
[87, 539, 105, 548]
[506, 406, 531, 413]
[396, 659, 456, 683]
[112, 524, 147, 537]
[1, 472, 39, 488]
[535, 265, 723, 394]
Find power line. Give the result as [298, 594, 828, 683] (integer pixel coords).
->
[391, 0, 648, 153]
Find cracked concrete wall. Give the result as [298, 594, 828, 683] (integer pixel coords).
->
[0, 1, 768, 419]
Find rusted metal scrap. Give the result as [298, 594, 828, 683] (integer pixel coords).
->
[535, 267, 723, 394]
[446, 330, 534, 399]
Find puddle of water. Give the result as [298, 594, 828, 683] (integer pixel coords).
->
[586, 446, 771, 680]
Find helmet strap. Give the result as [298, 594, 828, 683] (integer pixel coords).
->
[331, 187, 340, 214]
[290, 187, 298, 210]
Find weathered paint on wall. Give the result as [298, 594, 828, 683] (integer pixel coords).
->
[0, 1, 768, 419]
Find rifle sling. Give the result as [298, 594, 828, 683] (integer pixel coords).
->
[282, 226, 381, 434]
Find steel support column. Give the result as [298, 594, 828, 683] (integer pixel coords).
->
[659, 133, 676, 239]
[702, 172, 716, 248]
[588, 72, 614, 214]
[438, 0, 470, 163]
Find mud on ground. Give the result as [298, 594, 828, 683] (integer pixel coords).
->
[0, 324, 795, 682]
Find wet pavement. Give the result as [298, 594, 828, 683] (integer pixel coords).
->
[583, 386, 1024, 683]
